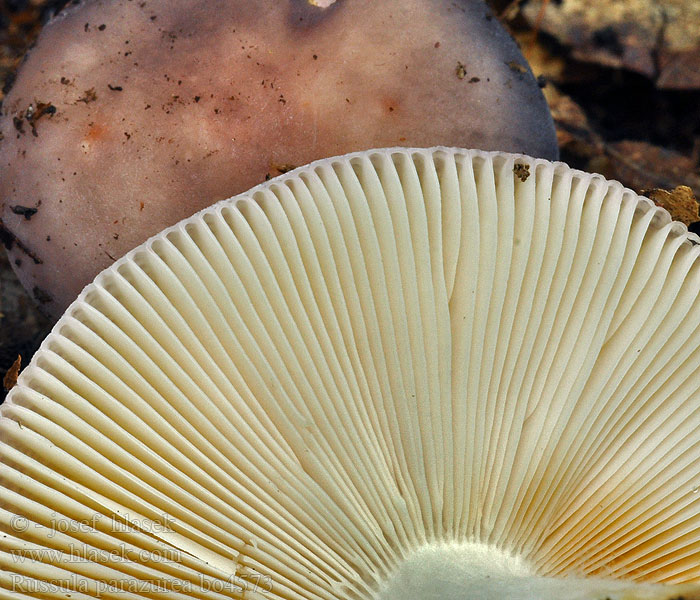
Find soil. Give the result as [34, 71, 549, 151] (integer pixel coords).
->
[1, 0, 699, 401]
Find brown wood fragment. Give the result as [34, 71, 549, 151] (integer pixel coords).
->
[3, 355, 21, 391]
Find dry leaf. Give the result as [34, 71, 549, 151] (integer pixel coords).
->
[523, 0, 700, 89]
[598, 140, 700, 195]
[642, 185, 699, 226]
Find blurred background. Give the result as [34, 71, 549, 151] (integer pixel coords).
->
[2, 0, 700, 400]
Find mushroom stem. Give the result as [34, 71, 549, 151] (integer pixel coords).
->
[378, 543, 700, 600]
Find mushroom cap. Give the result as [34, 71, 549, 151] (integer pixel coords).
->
[0, 0, 558, 317]
[2, 148, 698, 600]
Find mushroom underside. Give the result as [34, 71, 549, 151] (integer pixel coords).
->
[1, 148, 699, 600]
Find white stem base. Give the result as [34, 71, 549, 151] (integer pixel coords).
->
[377, 543, 699, 600]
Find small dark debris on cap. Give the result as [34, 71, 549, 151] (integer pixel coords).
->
[25, 101, 57, 136]
[77, 87, 97, 103]
[456, 61, 467, 80]
[12, 116, 24, 134]
[506, 60, 528, 76]
[513, 163, 530, 182]
[10, 205, 38, 220]
[108, 83, 123, 91]
[271, 163, 297, 174]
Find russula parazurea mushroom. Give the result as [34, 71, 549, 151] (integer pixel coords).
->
[1, 148, 699, 600]
[0, 0, 557, 317]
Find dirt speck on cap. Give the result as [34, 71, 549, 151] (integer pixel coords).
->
[270, 162, 297, 174]
[513, 163, 530, 182]
[506, 60, 528, 76]
[456, 61, 467, 79]
[10, 205, 38, 220]
[77, 87, 97, 104]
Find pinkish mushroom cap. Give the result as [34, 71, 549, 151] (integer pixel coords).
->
[0, 0, 557, 316]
